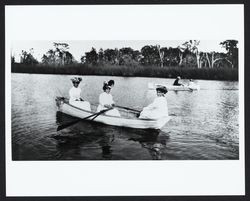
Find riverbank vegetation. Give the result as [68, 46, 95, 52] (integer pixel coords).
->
[11, 40, 239, 81]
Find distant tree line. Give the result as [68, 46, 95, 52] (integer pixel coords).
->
[12, 40, 238, 69]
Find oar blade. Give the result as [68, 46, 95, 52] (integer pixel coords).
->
[57, 108, 112, 132]
[57, 119, 81, 131]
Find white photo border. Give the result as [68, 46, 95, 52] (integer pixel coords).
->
[5, 4, 245, 196]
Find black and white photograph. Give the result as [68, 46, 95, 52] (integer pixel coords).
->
[5, 4, 244, 196]
[11, 39, 239, 160]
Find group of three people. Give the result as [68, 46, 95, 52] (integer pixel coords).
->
[68, 77, 169, 119]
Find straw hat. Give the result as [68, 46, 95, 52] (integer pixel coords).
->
[71, 77, 82, 83]
[156, 86, 168, 94]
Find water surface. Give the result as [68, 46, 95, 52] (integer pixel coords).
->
[11, 73, 239, 160]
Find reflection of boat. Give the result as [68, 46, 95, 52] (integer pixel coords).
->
[56, 97, 170, 130]
[53, 113, 170, 160]
[148, 82, 200, 91]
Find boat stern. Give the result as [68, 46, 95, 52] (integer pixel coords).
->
[155, 116, 171, 129]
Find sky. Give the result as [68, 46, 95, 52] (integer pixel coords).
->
[12, 40, 228, 62]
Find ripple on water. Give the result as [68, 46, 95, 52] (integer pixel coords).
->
[11, 74, 239, 160]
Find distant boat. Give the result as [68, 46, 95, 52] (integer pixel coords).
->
[148, 82, 200, 91]
[56, 97, 170, 130]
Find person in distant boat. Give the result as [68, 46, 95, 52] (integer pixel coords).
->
[173, 76, 184, 86]
[97, 83, 121, 117]
[188, 79, 195, 87]
[139, 86, 168, 119]
[69, 77, 91, 111]
[108, 80, 115, 88]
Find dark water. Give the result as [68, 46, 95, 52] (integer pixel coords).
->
[11, 73, 239, 160]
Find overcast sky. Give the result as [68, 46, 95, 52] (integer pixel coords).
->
[12, 40, 228, 62]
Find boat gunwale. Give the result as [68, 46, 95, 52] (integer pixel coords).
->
[149, 82, 200, 90]
[62, 102, 166, 122]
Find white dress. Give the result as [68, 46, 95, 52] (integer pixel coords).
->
[69, 87, 91, 111]
[139, 96, 168, 119]
[188, 81, 195, 87]
[97, 92, 121, 117]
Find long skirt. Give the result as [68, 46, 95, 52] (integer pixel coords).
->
[139, 108, 168, 119]
[70, 100, 91, 111]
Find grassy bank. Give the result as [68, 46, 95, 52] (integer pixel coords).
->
[11, 63, 238, 81]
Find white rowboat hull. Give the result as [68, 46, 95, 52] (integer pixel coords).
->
[148, 82, 200, 91]
[57, 101, 170, 130]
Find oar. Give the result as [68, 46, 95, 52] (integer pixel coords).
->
[114, 105, 141, 113]
[114, 105, 177, 116]
[182, 84, 193, 92]
[93, 103, 141, 113]
[57, 108, 112, 131]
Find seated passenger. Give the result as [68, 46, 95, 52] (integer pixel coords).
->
[139, 86, 168, 119]
[69, 77, 91, 111]
[97, 83, 121, 117]
[173, 76, 184, 86]
[188, 79, 195, 86]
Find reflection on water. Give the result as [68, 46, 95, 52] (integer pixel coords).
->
[11, 73, 239, 160]
[52, 112, 169, 160]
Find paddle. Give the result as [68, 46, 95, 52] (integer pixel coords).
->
[114, 105, 141, 113]
[114, 105, 177, 117]
[186, 85, 194, 91]
[57, 108, 112, 131]
[182, 84, 193, 92]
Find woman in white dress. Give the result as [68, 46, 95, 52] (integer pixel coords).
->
[69, 77, 91, 111]
[97, 83, 121, 117]
[139, 86, 168, 119]
[188, 79, 195, 87]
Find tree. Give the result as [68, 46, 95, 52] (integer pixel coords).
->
[140, 45, 160, 66]
[157, 45, 164, 68]
[164, 47, 180, 66]
[118, 47, 140, 66]
[11, 56, 15, 64]
[181, 40, 201, 68]
[41, 49, 55, 65]
[131, 50, 142, 62]
[53, 43, 74, 65]
[202, 51, 231, 68]
[220, 40, 238, 68]
[41, 43, 74, 65]
[119, 47, 134, 56]
[103, 48, 119, 64]
[98, 48, 104, 64]
[20, 49, 38, 65]
[85, 48, 98, 65]
[177, 42, 190, 66]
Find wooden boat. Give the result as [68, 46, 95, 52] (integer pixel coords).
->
[56, 97, 170, 130]
[148, 82, 200, 91]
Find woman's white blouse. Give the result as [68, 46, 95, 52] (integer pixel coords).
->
[139, 96, 168, 119]
[69, 87, 82, 103]
[99, 92, 114, 107]
[146, 97, 168, 111]
[97, 92, 120, 117]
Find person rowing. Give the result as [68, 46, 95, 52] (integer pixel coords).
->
[139, 86, 168, 119]
[173, 76, 184, 86]
[97, 82, 121, 117]
[69, 77, 91, 111]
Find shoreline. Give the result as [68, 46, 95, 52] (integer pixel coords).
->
[11, 63, 238, 81]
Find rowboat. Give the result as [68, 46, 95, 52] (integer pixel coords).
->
[56, 97, 170, 130]
[148, 82, 200, 91]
